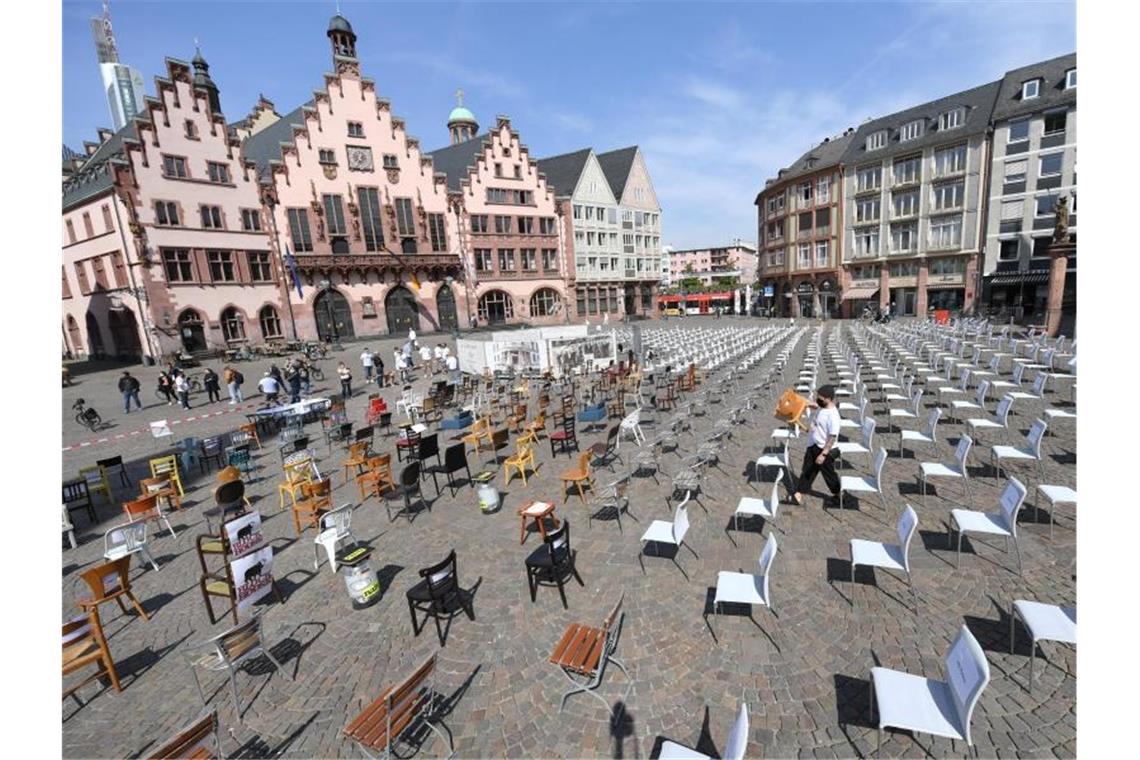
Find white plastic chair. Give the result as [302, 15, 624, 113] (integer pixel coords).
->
[869, 625, 990, 754]
[990, 361, 1026, 394]
[919, 435, 972, 508]
[730, 468, 782, 542]
[103, 522, 160, 571]
[640, 496, 696, 575]
[660, 701, 749, 760]
[1010, 600, 1076, 693]
[1009, 372, 1046, 402]
[835, 417, 876, 470]
[966, 394, 1014, 446]
[1035, 484, 1076, 539]
[949, 380, 989, 424]
[991, 419, 1047, 482]
[850, 505, 918, 614]
[753, 443, 790, 485]
[887, 388, 923, 434]
[313, 503, 355, 573]
[900, 407, 941, 459]
[949, 476, 1027, 575]
[838, 447, 887, 511]
[710, 533, 777, 635]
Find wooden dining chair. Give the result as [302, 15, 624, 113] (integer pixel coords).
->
[148, 455, 185, 496]
[123, 493, 178, 539]
[356, 454, 397, 500]
[140, 475, 184, 512]
[238, 422, 263, 450]
[559, 452, 596, 504]
[79, 465, 113, 505]
[341, 441, 370, 482]
[63, 610, 121, 700]
[278, 457, 316, 513]
[292, 477, 332, 536]
[78, 555, 150, 623]
[503, 440, 537, 487]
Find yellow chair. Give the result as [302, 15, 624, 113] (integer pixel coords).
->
[462, 416, 494, 453]
[149, 455, 185, 496]
[79, 465, 113, 504]
[278, 458, 315, 513]
[559, 452, 595, 504]
[503, 441, 536, 486]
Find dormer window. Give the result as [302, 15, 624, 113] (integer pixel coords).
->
[939, 107, 965, 131]
[866, 130, 888, 151]
[318, 148, 337, 165]
[184, 120, 198, 139]
[899, 120, 924, 142]
[347, 121, 364, 138]
[1065, 68, 1076, 89]
[1022, 79, 1040, 99]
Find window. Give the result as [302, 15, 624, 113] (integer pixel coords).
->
[815, 241, 829, 267]
[162, 248, 193, 282]
[893, 155, 921, 185]
[207, 250, 236, 282]
[1031, 237, 1052, 258]
[90, 257, 109, 290]
[517, 216, 534, 234]
[539, 217, 555, 234]
[1008, 118, 1029, 143]
[382, 154, 398, 170]
[287, 208, 313, 252]
[933, 144, 966, 177]
[494, 163, 503, 178]
[200, 205, 223, 229]
[929, 217, 962, 250]
[498, 249, 516, 271]
[62, 266, 72, 298]
[929, 257, 964, 275]
[322, 194, 347, 235]
[248, 251, 272, 281]
[530, 288, 560, 316]
[474, 248, 493, 272]
[542, 248, 558, 270]
[797, 243, 811, 268]
[1043, 109, 1067, 135]
[1000, 200, 1024, 221]
[514, 165, 522, 179]
[101, 204, 113, 231]
[478, 291, 515, 321]
[207, 162, 230, 183]
[1065, 68, 1076, 89]
[356, 187, 384, 251]
[892, 190, 919, 218]
[799, 182, 813, 205]
[855, 198, 880, 224]
[856, 165, 881, 192]
[1035, 194, 1059, 217]
[767, 219, 785, 239]
[485, 188, 531, 204]
[1004, 159, 1027, 183]
[154, 201, 180, 226]
[798, 212, 812, 232]
[318, 148, 337, 165]
[521, 248, 537, 270]
[932, 182, 964, 211]
[428, 213, 447, 252]
[890, 222, 918, 253]
[900, 119, 924, 142]
[866, 131, 888, 151]
[999, 239, 1020, 260]
[73, 262, 91, 293]
[855, 228, 880, 257]
[395, 198, 415, 236]
[1022, 79, 1040, 99]
[240, 208, 262, 231]
[1039, 153, 1063, 177]
[220, 307, 245, 342]
[572, 205, 582, 220]
[817, 176, 831, 203]
[162, 155, 188, 178]
[82, 212, 94, 237]
[347, 121, 364, 138]
[494, 215, 511, 234]
[815, 207, 830, 230]
[259, 305, 282, 339]
[65, 219, 76, 243]
[471, 214, 489, 234]
[184, 120, 198, 139]
[939, 108, 965, 131]
[889, 261, 918, 277]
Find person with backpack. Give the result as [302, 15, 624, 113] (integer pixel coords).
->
[337, 361, 352, 400]
[118, 371, 142, 413]
[284, 360, 302, 404]
[224, 365, 244, 404]
[202, 367, 222, 403]
[157, 371, 175, 405]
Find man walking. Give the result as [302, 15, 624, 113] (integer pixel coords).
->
[258, 371, 281, 405]
[284, 360, 302, 404]
[174, 372, 192, 410]
[118, 371, 142, 413]
[360, 347, 375, 384]
[203, 367, 222, 403]
[791, 384, 842, 506]
[224, 365, 244, 403]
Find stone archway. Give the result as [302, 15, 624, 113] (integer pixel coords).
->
[108, 306, 143, 357]
[178, 309, 207, 353]
[85, 311, 106, 357]
[436, 285, 458, 331]
[313, 288, 356, 342]
[385, 285, 421, 335]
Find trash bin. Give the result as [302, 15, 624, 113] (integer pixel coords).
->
[337, 543, 381, 609]
[473, 471, 499, 514]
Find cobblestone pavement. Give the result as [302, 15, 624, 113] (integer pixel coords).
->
[61, 318, 1075, 759]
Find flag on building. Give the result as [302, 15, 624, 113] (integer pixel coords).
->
[284, 247, 303, 299]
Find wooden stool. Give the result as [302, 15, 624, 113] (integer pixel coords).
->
[518, 500, 559, 545]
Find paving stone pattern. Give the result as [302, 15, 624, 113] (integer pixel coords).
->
[61, 319, 1076, 759]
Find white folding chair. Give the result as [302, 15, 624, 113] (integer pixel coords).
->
[660, 701, 750, 760]
[838, 447, 888, 511]
[850, 504, 918, 615]
[730, 468, 782, 543]
[950, 476, 1027, 575]
[103, 522, 160, 572]
[1010, 600, 1076, 693]
[709, 533, 777, 638]
[919, 435, 972, 508]
[869, 625, 990, 754]
[640, 496, 696, 575]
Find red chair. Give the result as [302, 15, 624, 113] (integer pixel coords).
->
[365, 396, 389, 425]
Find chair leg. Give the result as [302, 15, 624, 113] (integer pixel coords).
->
[228, 670, 244, 723]
[956, 529, 963, 569]
[141, 546, 161, 572]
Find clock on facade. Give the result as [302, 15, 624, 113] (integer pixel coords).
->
[346, 145, 374, 172]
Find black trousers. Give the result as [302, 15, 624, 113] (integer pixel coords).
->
[798, 444, 840, 496]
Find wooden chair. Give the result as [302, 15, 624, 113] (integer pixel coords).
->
[507, 403, 528, 433]
[149, 455, 185, 496]
[357, 454, 397, 500]
[549, 414, 579, 457]
[278, 457, 316, 512]
[124, 493, 178, 539]
[485, 428, 511, 467]
[292, 477, 332, 536]
[559, 452, 595, 504]
[549, 594, 631, 714]
[216, 465, 242, 485]
[141, 475, 184, 512]
[79, 465, 113, 505]
[147, 710, 221, 759]
[503, 440, 536, 487]
[64, 477, 98, 525]
[63, 610, 121, 700]
[238, 422, 262, 450]
[196, 537, 284, 626]
[461, 416, 493, 453]
[525, 410, 548, 439]
[77, 555, 150, 623]
[395, 427, 422, 463]
[344, 653, 454, 759]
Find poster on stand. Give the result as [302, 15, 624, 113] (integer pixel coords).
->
[223, 511, 264, 558]
[230, 545, 275, 614]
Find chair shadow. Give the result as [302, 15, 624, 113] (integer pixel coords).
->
[275, 568, 318, 600]
[115, 630, 194, 686]
[649, 704, 717, 759]
[832, 673, 875, 759]
[701, 587, 779, 651]
[375, 564, 405, 595]
[227, 711, 321, 758]
[825, 557, 854, 606]
[963, 597, 1035, 659]
[917, 530, 957, 568]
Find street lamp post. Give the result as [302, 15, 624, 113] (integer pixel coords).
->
[319, 279, 342, 350]
[445, 275, 460, 343]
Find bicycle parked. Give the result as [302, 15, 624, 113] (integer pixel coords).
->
[72, 399, 103, 431]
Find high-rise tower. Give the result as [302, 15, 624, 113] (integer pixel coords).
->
[90, 1, 146, 130]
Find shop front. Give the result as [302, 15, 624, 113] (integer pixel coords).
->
[796, 281, 815, 318]
[761, 282, 776, 317]
[985, 270, 1050, 322]
[842, 279, 880, 319]
[818, 279, 837, 319]
[926, 272, 966, 313]
[782, 282, 795, 317]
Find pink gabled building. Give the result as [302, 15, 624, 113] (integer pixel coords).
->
[62, 53, 286, 361]
[241, 14, 466, 341]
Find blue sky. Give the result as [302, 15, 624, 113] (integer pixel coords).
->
[63, 0, 1075, 248]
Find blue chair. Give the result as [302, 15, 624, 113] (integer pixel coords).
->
[577, 404, 606, 433]
[440, 410, 475, 431]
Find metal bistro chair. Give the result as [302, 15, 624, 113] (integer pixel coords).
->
[549, 594, 632, 716]
[103, 522, 161, 572]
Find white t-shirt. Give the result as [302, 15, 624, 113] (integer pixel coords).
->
[807, 405, 841, 448]
[420, 346, 432, 361]
[446, 355, 458, 371]
[360, 350, 374, 368]
[258, 376, 279, 394]
[408, 329, 417, 342]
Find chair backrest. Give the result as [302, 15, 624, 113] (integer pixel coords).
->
[1012, 361, 1026, 385]
[1030, 372, 1047, 397]
[896, 504, 919, 572]
[860, 417, 876, 448]
[544, 520, 572, 567]
[672, 498, 691, 545]
[957, 368, 971, 390]
[96, 455, 125, 471]
[953, 435, 972, 475]
[998, 476, 1028, 534]
[105, 522, 147, 555]
[348, 440, 369, 459]
[757, 532, 777, 583]
[212, 613, 266, 666]
[214, 479, 245, 510]
[418, 433, 440, 459]
[944, 625, 991, 747]
[80, 556, 130, 603]
[1026, 419, 1047, 457]
[420, 550, 459, 600]
[284, 457, 315, 484]
[723, 702, 750, 760]
[988, 354, 1000, 373]
[151, 455, 179, 478]
[63, 478, 91, 505]
[124, 493, 159, 520]
[910, 388, 924, 413]
[871, 447, 887, 488]
[443, 443, 467, 473]
[993, 395, 1013, 426]
[491, 428, 510, 450]
[147, 710, 219, 760]
[767, 468, 784, 515]
[923, 407, 942, 439]
[319, 503, 353, 539]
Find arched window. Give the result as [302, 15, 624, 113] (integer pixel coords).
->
[220, 307, 246, 343]
[529, 288, 561, 317]
[477, 290, 514, 324]
[259, 305, 282, 340]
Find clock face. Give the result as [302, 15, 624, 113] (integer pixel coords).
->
[346, 145, 373, 172]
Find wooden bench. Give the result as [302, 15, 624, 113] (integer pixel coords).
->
[344, 653, 453, 759]
[148, 710, 221, 759]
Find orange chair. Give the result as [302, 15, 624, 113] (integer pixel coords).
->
[356, 454, 397, 500]
[78, 555, 151, 622]
[507, 404, 529, 433]
[525, 410, 548, 439]
[559, 452, 595, 504]
[342, 441, 370, 483]
[292, 477, 332, 536]
[503, 440, 536, 487]
[140, 475, 183, 512]
[216, 465, 242, 485]
[238, 422, 263, 450]
[462, 416, 494, 453]
[63, 611, 121, 699]
[123, 493, 178, 539]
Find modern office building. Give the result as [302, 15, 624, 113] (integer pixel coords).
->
[90, 2, 146, 131]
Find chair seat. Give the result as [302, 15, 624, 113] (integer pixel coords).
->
[641, 520, 678, 545]
[203, 580, 230, 596]
[951, 399, 981, 410]
[551, 431, 572, 441]
[1044, 409, 1076, 420]
[870, 667, 966, 741]
[951, 509, 1010, 536]
[850, 539, 905, 571]
[658, 742, 710, 760]
[838, 418, 859, 429]
[920, 462, 963, 478]
[835, 442, 869, 455]
[966, 418, 1000, 430]
[1013, 601, 1076, 645]
[840, 474, 876, 493]
[888, 409, 916, 418]
[734, 496, 775, 519]
[755, 454, 784, 468]
[992, 446, 1034, 461]
[549, 622, 604, 676]
[1038, 484, 1077, 504]
[900, 431, 933, 443]
[560, 469, 588, 481]
[714, 571, 769, 607]
[1007, 391, 1039, 401]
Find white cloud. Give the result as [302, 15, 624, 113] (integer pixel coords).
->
[551, 111, 593, 133]
[375, 51, 527, 101]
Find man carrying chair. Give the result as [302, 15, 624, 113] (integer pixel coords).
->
[790, 384, 842, 506]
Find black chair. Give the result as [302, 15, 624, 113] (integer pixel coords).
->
[325, 421, 353, 455]
[353, 425, 375, 448]
[406, 550, 476, 646]
[199, 436, 225, 473]
[423, 443, 472, 497]
[485, 428, 511, 467]
[376, 412, 393, 437]
[549, 415, 579, 457]
[590, 425, 623, 472]
[63, 478, 97, 524]
[395, 428, 421, 463]
[278, 436, 310, 465]
[524, 520, 584, 609]
[95, 455, 131, 488]
[412, 433, 442, 475]
[384, 462, 426, 523]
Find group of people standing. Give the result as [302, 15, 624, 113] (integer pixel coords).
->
[335, 331, 458, 402]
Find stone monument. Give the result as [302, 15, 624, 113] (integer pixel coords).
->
[1044, 196, 1074, 337]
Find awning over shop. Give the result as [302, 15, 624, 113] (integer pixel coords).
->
[988, 271, 1050, 286]
[842, 285, 880, 301]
